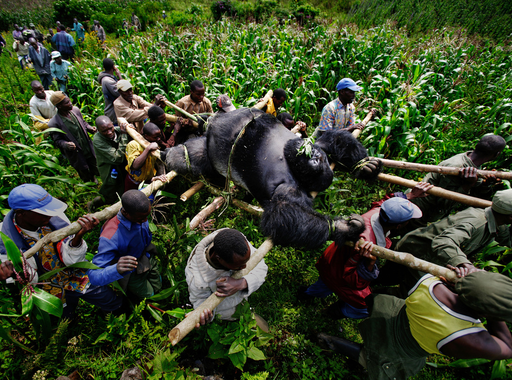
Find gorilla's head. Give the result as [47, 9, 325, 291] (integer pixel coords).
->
[284, 138, 333, 193]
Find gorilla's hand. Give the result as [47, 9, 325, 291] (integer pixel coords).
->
[353, 158, 382, 181]
[331, 214, 365, 246]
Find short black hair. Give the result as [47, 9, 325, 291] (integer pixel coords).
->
[273, 88, 287, 100]
[143, 122, 160, 135]
[103, 58, 114, 71]
[58, 25, 66, 31]
[277, 112, 293, 124]
[30, 80, 42, 89]
[148, 105, 165, 120]
[95, 115, 111, 128]
[190, 80, 204, 92]
[475, 135, 506, 157]
[121, 190, 150, 215]
[213, 229, 249, 263]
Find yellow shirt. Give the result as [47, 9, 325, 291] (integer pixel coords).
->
[406, 275, 486, 354]
[125, 140, 156, 183]
[265, 98, 276, 116]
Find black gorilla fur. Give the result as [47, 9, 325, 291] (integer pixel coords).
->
[165, 108, 380, 248]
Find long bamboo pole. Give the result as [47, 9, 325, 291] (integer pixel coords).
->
[164, 100, 199, 125]
[122, 122, 162, 160]
[180, 182, 205, 201]
[252, 90, 273, 110]
[204, 185, 264, 216]
[346, 239, 458, 283]
[377, 173, 492, 208]
[188, 196, 225, 230]
[374, 157, 512, 180]
[22, 171, 178, 260]
[169, 238, 274, 345]
[351, 109, 376, 139]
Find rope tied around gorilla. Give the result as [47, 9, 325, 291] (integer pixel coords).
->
[350, 157, 371, 174]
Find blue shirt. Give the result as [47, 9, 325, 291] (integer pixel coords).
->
[52, 31, 75, 55]
[87, 211, 152, 286]
[73, 22, 85, 40]
[51, 59, 72, 81]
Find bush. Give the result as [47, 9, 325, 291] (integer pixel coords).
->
[163, 11, 194, 27]
[211, 0, 237, 21]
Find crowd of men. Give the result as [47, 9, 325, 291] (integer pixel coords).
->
[1, 19, 512, 380]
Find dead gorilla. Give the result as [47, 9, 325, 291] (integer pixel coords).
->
[165, 108, 382, 248]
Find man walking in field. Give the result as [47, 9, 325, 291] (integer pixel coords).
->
[29, 80, 57, 131]
[98, 58, 123, 124]
[52, 25, 75, 61]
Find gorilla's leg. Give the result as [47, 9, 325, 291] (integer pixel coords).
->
[314, 130, 382, 181]
[260, 184, 364, 248]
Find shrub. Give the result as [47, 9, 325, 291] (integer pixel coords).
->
[163, 11, 194, 27]
[211, 0, 237, 21]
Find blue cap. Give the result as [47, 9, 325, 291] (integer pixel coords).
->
[8, 184, 67, 216]
[336, 78, 362, 92]
[380, 197, 422, 224]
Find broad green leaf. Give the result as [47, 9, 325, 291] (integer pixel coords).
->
[146, 305, 163, 323]
[247, 346, 266, 361]
[148, 281, 184, 301]
[32, 288, 63, 318]
[39, 261, 100, 281]
[491, 359, 507, 379]
[208, 342, 228, 359]
[21, 289, 34, 315]
[0, 232, 23, 273]
[229, 338, 244, 354]
[165, 308, 188, 319]
[229, 350, 247, 370]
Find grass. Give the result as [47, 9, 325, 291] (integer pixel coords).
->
[1, 13, 512, 380]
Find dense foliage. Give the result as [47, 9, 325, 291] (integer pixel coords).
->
[1, 10, 512, 380]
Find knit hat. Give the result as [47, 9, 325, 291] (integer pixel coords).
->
[116, 79, 133, 91]
[379, 197, 422, 224]
[491, 189, 512, 215]
[50, 91, 66, 106]
[455, 271, 512, 323]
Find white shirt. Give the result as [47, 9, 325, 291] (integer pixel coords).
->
[29, 91, 57, 119]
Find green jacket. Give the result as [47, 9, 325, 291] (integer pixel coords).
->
[93, 128, 129, 202]
[409, 152, 483, 228]
[397, 207, 512, 269]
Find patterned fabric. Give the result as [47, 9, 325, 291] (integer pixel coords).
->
[317, 98, 355, 131]
[13, 217, 89, 299]
[125, 140, 157, 183]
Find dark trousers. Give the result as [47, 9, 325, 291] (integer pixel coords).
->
[63, 284, 123, 319]
[39, 74, 53, 90]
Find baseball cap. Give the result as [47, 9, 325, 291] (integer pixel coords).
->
[116, 80, 133, 91]
[8, 184, 67, 217]
[491, 189, 512, 215]
[216, 94, 236, 112]
[380, 197, 422, 224]
[336, 78, 362, 92]
[51, 51, 61, 59]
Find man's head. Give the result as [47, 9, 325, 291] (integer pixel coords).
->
[148, 105, 166, 128]
[142, 122, 162, 145]
[31, 80, 46, 99]
[50, 91, 72, 114]
[216, 94, 236, 113]
[51, 50, 62, 64]
[121, 190, 151, 224]
[272, 88, 287, 109]
[57, 25, 66, 32]
[96, 116, 115, 140]
[190, 80, 205, 103]
[102, 58, 115, 72]
[491, 189, 512, 226]
[22, 30, 31, 41]
[474, 134, 506, 161]
[28, 37, 38, 50]
[73, 18, 78, 23]
[29, 23, 35, 29]
[117, 80, 134, 102]
[9, 184, 68, 230]
[379, 197, 422, 230]
[277, 112, 294, 130]
[211, 229, 251, 271]
[94, 20, 100, 26]
[14, 24, 19, 31]
[336, 78, 362, 105]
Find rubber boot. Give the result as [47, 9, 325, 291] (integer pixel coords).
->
[317, 333, 362, 362]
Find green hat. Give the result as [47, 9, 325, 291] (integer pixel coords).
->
[492, 189, 512, 215]
[455, 271, 512, 323]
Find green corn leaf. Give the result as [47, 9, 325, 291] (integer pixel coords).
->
[491, 359, 507, 379]
[0, 323, 36, 353]
[21, 289, 34, 315]
[39, 261, 100, 281]
[32, 288, 63, 318]
[0, 232, 23, 273]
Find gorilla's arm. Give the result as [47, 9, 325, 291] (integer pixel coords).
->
[260, 184, 365, 248]
[314, 129, 382, 181]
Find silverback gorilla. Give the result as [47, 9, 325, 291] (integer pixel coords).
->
[164, 108, 382, 248]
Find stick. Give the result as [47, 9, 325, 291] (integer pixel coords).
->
[118, 117, 162, 160]
[377, 173, 492, 208]
[346, 239, 458, 283]
[22, 171, 178, 260]
[165, 114, 179, 123]
[351, 109, 376, 139]
[189, 196, 225, 230]
[164, 100, 199, 124]
[252, 90, 273, 110]
[204, 185, 264, 216]
[180, 182, 205, 201]
[169, 238, 273, 345]
[375, 157, 512, 180]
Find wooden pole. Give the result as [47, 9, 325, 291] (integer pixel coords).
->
[204, 185, 264, 216]
[180, 182, 205, 201]
[164, 100, 199, 125]
[346, 239, 458, 283]
[374, 157, 512, 181]
[188, 196, 225, 230]
[252, 90, 273, 110]
[22, 171, 178, 260]
[377, 173, 492, 208]
[351, 109, 376, 139]
[118, 117, 162, 160]
[169, 238, 274, 345]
